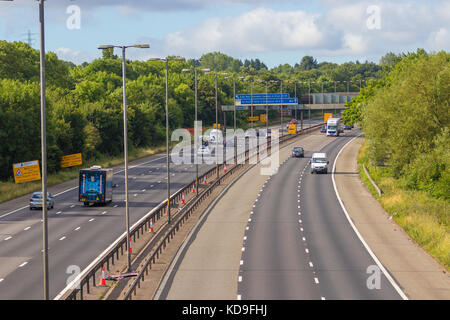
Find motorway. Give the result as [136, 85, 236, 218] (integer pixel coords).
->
[0, 118, 323, 300]
[160, 128, 404, 300]
[238, 129, 401, 299]
[0, 155, 214, 299]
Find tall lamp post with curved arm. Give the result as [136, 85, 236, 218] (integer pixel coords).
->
[98, 43, 149, 273]
[148, 56, 185, 223]
[182, 67, 210, 195]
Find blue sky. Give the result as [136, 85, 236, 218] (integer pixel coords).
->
[0, 0, 449, 68]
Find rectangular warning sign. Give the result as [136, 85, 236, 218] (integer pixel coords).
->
[288, 124, 296, 134]
[260, 114, 267, 123]
[61, 153, 82, 168]
[13, 160, 41, 183]
[324, 113, 333, 123]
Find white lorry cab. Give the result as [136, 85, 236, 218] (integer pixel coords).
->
[326, 118, 341, 136]
[311, 152, 329, 174]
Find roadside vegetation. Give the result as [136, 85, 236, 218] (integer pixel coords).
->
[0, 40, 380, 186]
[358, 141, 449, 270]
[344, 49, 449, 269]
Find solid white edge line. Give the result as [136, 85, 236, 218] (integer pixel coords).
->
[54, 182, 186, 300]
[331, 134, 408, 300]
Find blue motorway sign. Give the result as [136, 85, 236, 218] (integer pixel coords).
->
[235, 93, 298, 105]
[235, 93, 289, 100]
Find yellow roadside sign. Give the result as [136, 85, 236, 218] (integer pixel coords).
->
[288, 124, 296, 134]
[13, 160, 41, 183]
[213, 123, 221, 129]
[61, 153, 82, 168]
[324, 113, 333, 123]
[247, 116, 259, 122]
[260, 114, 267, 123]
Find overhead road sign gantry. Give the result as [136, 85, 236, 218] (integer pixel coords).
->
[235, 93, 298, 106]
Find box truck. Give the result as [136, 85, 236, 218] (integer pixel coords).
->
[79, 166, 113, 206]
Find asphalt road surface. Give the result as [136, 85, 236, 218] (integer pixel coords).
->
[0, 117, 323, 300]
[238, 129, 403, 300]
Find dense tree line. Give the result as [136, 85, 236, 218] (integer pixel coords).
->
[1, 40, 380, 181]
[343, 49, 450, 200]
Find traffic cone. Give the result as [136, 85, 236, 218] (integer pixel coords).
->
[99, 266, 106, 286]
[203, 176, 207, 184]
[192, 182, 195, 193]
[129, 237, 133, 254]
[181, 193, 185, 204]
[224, 164, 227, 173]
[149, 219, 154, 233]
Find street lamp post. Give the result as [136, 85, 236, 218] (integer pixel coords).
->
[149, 56, 185, 223]
[182, 67, 210, 195]
[37, 0, 49, 301]
[98, 44, 149, 273]
[1, 0, 50, 299]
[280, 80, 283, 138]
[250, 79, 254, 129]
[215, 74, 219, 180]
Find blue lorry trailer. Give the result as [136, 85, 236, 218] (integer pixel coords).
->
[79, 166, 113, 206]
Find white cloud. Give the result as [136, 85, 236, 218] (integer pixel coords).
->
[54, 47, 95, 64]
[161, 1, 450, 60]
[164, 8, 324, 57]
[428, 28, 450, 51]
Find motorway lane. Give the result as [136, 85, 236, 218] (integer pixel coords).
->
[0, 117, 323, 299]
[0, 156, 214, 299]
[238, 130, 403, 300]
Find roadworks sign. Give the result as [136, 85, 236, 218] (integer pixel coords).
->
[13, 160, 41, 183]
[61, 153, 82, 168]
[288, 124, 296, 134]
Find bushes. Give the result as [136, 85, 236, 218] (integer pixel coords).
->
[362, 50, 450, 201]
[403, 128, 450, 200]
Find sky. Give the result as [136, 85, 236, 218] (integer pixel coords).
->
[0, 0, 449, 68]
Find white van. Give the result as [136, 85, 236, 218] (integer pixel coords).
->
[311, 152, 329, 174]
[209, 129, 223, 144]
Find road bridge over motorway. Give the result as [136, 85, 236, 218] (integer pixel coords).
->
[222, 91, 360, 122]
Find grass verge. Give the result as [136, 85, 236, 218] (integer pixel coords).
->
[0, 144, 167, 204]
[358, 140, 449, 270]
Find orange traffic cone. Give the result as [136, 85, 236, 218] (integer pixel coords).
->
[99, 266, 106, 286]
[149, 219, 154, 233]
[181, 193, 185, 204]
[224, 164, 227, 173]
[129, 237, 133, 254]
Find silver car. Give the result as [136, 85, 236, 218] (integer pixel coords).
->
[29, 192, 54, 210]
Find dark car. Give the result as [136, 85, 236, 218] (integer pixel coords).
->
[344, 125, 352, 130]
[292, 146, 304, 158]
[320, 125, 327, 133]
